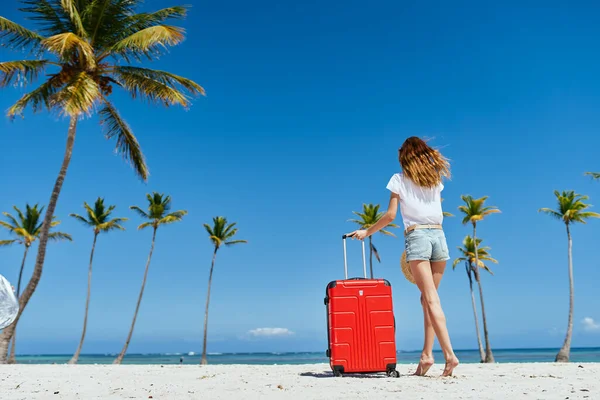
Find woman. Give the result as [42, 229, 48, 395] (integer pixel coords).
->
[347, 136, 459, 377]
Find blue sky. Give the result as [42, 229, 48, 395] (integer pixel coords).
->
[1, 0, 600, 355]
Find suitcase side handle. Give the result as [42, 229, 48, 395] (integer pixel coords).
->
[342, 235, 367, 280]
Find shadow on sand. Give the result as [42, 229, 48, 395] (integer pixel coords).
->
[299, 371, 413, 379]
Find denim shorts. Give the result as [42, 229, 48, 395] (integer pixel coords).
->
[404, 229, 450, 262]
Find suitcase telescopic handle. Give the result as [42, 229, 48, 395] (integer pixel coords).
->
[341, 234, 368, 279]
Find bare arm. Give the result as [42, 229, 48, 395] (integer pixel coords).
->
[348, 192, 399, 240]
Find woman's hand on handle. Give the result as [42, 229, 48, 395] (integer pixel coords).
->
[346, 230, 368, 241]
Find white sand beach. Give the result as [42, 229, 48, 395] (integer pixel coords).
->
[0, 362, 598, 400]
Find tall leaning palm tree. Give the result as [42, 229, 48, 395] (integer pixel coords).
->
[68, 198, 127, 365]
[349, 203, 398, 278]
[113, 193, 186, 364]
[458, 195, 500, 363]
[539, 190, 600, 362]
[0, 203, 71, 363]
[201, 217, 246, 365]
[0, 0, 204, 363]
[453, 235, 498, 363]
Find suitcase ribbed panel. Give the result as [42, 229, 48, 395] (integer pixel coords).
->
[327, 278, 396, 374]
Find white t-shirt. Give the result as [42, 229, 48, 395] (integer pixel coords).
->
[386, 173, 444, 230]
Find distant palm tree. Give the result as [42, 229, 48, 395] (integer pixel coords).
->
[0, 0, 203, 363]
[113, 193, 187, 364]
[68, 198, 127, 365]
[539, 190, 600, 362]
[0, 203, 71, 363]
[584, 172, 600, 180]
[201, 217, 246, 365]
[458, 195, 500, 363]
[349, 203, 398, 278]
[453, 235, 498, 363]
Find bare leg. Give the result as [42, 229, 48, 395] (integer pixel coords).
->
[410, 259, 459, 377]
[414, 263, 445, 376]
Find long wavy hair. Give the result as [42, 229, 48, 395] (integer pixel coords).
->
[398, 137, 450, 188]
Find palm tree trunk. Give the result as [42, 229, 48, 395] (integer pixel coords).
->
[368, 236, 373, 278]
[6, 245, 30, 363]
[201, 247, 218, 365]
[69, 233, 98, 365]
[466, 263, 485, 363]
[0, 117, 78, 364]
[113, 227, 157, 365]
[473, 223, 495, 363]
[555, 224, 573, 362]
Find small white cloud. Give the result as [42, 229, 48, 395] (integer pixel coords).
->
[582, 317, 600, 332]
[248, 327, 294, 337]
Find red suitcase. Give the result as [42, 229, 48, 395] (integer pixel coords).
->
[324, 234, 399, 378]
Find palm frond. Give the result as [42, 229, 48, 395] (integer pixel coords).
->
[109, 25, 185, 61]
[379, 229, 396, 237]
[443, 211, 454, 217]
[0, 220, 18, 231]
[59, 0, 87, 37]
[51, 71, 100, 116]
[0, 16, 45, 50]
[19, 0, 70, 36]
[203, 223, 214, 236]
[452, 257, 465, 269]
[137, 221, 154, 230]
[225, 239, 247, 246]
[69, 213, 93, 226]
[0, 60, 52, 88]
[122, 6, 188, 33]
[158, 210, 187, 225]
[99, 100, 149, 180]
[7, 75, 64, 118]
[572, 211, 600, 223]
[538, 208, 563, 220]
[0, 239, 19, 247]
[585, 172, 600, 180]
[48, 231, 73, 241]
[347, 219, 364, 225]
[83, 201, 99, 224]
[98, 219, 127, 232]
[41, 32, 95, 69]
[112, 67, 199, 108]
[107, 6, 188, 49]
[11, 227, 30, 239]
[130, 205, 150, 219]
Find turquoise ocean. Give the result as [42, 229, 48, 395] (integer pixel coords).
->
[13, 347, 600, 365]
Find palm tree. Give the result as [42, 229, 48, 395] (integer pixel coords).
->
[348, 203, 398, 278]
[201, 217, 246, 365]
[584, 172, 600, 180]
[458, 195, 500, 363]
[113, 193, 186, 364]
[453, 235, 498, 363]
[0, 203, 71, 363]
[539, 190, 600, 362]
[0, 0, 204, 363]
[68, 198, 127, 365]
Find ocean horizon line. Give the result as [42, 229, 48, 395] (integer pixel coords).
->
[14, 346, 600, 357]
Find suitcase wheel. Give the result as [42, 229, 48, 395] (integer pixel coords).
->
[386, 369, 400, 378]
[333, 370, 343, 378]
